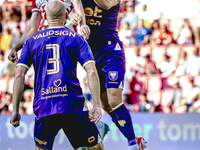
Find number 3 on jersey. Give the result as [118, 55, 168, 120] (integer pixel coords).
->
[46, 44, 60, 75]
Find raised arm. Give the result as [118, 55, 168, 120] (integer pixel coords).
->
[10, 66, 28, 127]
[84, 62, 101, 123]
[8, 11, 41, 63]
[70, 0, 90, 39]
[94, 0, 118, 10]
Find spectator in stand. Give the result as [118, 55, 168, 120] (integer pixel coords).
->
[21, 89, 34, 115]
[155, 23, 173, 45]
[149, 20, 160, 45]
[119, 22, 136, 46]
[181, 77, 200, 112]
[0, 28, 12, 51]
[123, 65, 134, 105]
[157, 55, 176, 78]
[0, 92, 12, 115]
[174, 51, 188, 76]
[125, 46, 145, 74]
[134, 19, 151, 45]
[10, 26, 22, 49]
[138, 4, 153, 28]
[177, 19, 194, 45]
[194, 1, 200, 46]
[138, 54, 159, 75]
[191, 97, 200, 113]
[138, 92, 155, 113]
[0, 51, 9, 77]
[171, 81, 183, 111]
[186, 47, 200, 77]
[120, 1, 138, 30]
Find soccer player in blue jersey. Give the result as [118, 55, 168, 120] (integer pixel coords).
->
[10, 1, 105, 150]
[69, 0, 147, 150]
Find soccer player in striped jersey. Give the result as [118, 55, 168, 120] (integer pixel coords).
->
[69, 0, 147, 149]
[10, 1, 105, 150]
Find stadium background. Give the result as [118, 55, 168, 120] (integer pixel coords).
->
[0, 0, 200, 150]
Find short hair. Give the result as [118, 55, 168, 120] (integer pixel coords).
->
[46, 0, 66, 20]
[145, 54, 150, 59]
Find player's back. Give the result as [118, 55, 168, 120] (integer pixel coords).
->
[24, 27, 93, 119]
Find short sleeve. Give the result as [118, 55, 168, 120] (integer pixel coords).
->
[17, 41, 33, 69]
[32, 0, 40, 12]
[78, 37, 95, 68]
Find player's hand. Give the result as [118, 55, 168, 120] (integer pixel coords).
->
[8, 49, 18, 63]
[70, 13, 82, 26]
[89, 106, 102, 124]
[79, 24, 91, 39]
[10, 112, 21, 128]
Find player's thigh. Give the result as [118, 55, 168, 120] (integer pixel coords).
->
[107, 88, 123, 108]
[87, 141, 105, 150]
[34, 115, 62, 150]
[62, 112, 101, 149]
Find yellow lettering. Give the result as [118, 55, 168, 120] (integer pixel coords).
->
[95, 21, 101, 26]
[69, 32, 76, 37]
[90, 19, 95, 25]
[55, 30, 59, 35]
[41, 88, 45, 95]
[49, 30, 54, 35]
[88, 136, 95, 143]
[58, 87, 62, 92]
[51, 86, 54, 93]
[62, 31, 68, 36]
[94, 6, 102, 18]
[38, 34, 43, 38]
[63, 85, 67, 92]
[45, 89, 49, 94]
[43, 32, 48, 37]
[85, 7, 93, 16]
[48, 87, 51, 93]
[54, 87, 58, 93]
[33, 36, 36, 40]
[86, 19, 90, 24]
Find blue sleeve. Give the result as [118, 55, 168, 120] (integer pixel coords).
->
[17, 40, 33, 69]
[78, 37, 95, 67]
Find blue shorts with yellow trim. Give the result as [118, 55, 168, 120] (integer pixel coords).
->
[34, 112, 101, 150]
[92, 49, 125, 94]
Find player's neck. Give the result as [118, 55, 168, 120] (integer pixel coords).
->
[48, 20, 65, 28]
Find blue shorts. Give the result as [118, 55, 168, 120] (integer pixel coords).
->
[92, 49, 125, 94]
[34, 112, 101, 150]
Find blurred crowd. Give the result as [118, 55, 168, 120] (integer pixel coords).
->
[1, 0, 200, 115]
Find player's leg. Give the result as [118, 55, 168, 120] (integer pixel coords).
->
[63, 112, 105, 150]
[87, 141, 105, 150]
[100, 88, 136, 148]
[100, 91, 123, 133]
[34, 114, 62, 150]
[35, 146, 45, 150]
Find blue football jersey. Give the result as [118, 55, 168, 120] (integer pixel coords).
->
[17, 27, 95, 119]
